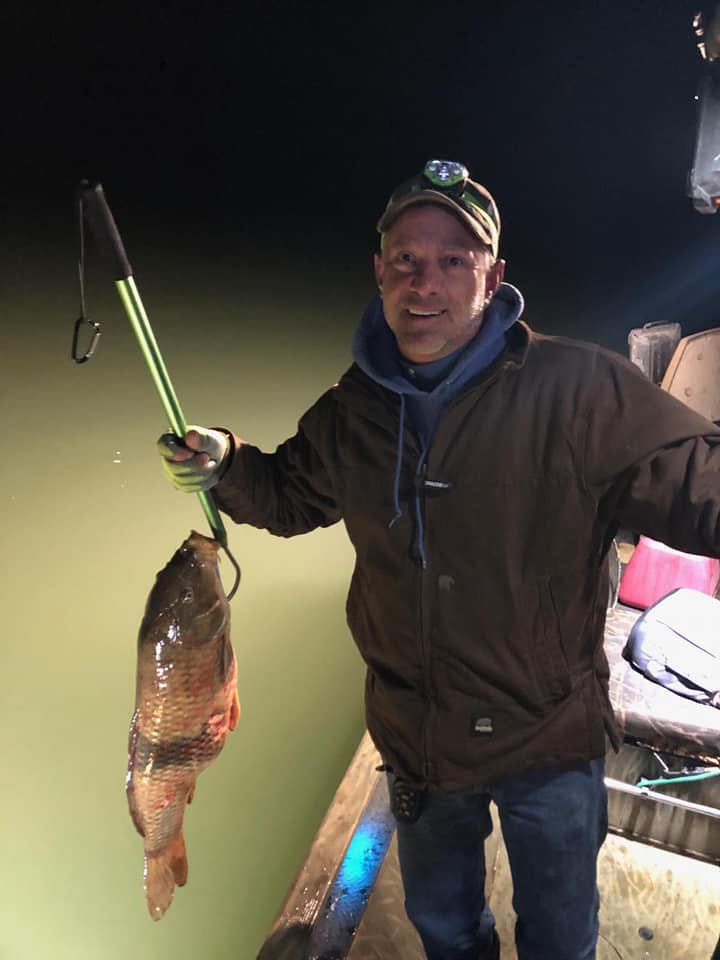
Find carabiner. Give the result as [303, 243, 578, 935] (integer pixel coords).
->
[71, 184, 102, 363]
[71, 315, 101, 363]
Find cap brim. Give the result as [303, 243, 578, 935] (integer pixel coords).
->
[376, 191, 497, 257]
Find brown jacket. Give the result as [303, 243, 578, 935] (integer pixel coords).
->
[214, 322, 720, 790]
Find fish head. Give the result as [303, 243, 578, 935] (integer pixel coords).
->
[140, 531, 228, 645]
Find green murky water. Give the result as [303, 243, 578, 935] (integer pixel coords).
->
[2, 220, 373, 958]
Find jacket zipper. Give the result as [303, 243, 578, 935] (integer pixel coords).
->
[417, 460, 433, 784]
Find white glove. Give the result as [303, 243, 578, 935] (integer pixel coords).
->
[157, 425, 231, 493]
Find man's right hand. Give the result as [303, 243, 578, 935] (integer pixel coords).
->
[157, 425, 231, 492]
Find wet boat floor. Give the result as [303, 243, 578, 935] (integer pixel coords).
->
[349, 811, 720, 959]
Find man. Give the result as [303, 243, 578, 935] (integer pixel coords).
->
[158, 159, 720, 960]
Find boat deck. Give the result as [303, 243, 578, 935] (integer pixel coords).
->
[350, 795, 720, 959]
[258, 602, 720, 959]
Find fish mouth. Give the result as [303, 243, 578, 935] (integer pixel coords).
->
[185, 530, 221, 557]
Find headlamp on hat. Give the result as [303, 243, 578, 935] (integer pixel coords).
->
[423, 159, 469, 191]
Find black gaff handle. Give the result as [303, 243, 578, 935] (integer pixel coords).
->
[79, 181, 133, 280]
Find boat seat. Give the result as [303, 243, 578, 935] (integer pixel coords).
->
[605, 327, 720, 765]
[605, 603, 720, 763]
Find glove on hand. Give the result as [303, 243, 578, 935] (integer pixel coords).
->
[157, 425, 231, 492]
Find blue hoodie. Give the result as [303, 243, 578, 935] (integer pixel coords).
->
[351, 282, 525, 565]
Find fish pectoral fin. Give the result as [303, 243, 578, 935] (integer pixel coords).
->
[229, 687, 240, 731]
[145, 833, 188, 921]
[126, 781, 146, 838]
[126, 713, 146, 837]
[187, 783, 195, 805]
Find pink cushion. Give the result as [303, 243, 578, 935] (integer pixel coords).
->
[618, 536, 720, 610]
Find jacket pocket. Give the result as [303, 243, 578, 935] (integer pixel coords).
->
[535, 576, 573, 702]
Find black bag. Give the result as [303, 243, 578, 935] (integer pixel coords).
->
[623, 588, 720, 706]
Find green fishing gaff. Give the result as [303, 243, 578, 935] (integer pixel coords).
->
[70, 180, 241, 600]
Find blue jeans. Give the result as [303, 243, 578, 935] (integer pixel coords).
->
[393, 758, 607, 960]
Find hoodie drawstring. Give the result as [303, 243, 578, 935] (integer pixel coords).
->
[388, 394, 406, 528]
[388, 394, 429, 569]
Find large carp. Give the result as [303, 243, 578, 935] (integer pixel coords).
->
[126, 530, 240, 920]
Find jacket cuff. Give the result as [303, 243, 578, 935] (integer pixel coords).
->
[210, 427, 237, 483]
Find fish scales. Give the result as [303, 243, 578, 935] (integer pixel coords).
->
[126, 530, 240, 920]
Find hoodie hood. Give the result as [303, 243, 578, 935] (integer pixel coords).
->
[351, 281, 525, 397]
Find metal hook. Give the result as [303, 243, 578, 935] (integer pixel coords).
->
[222, 542, 242, 601]
[71, 315, 102, 363]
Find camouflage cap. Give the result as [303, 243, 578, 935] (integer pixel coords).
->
[377, 159, 500, 259]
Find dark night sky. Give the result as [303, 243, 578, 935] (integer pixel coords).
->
[5, 0, 720, 350]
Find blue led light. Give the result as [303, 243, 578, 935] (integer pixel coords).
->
[335, 822, 384, 893]
[306, 779, 396, 958]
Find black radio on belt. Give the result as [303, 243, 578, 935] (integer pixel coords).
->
[390, 777, 425, 824]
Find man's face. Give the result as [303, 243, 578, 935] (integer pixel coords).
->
[374, 204, 505, 364]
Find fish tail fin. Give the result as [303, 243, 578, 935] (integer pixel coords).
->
[144, 833, 188, 921]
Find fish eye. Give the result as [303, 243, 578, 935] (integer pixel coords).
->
[181, 588, 194, 604]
